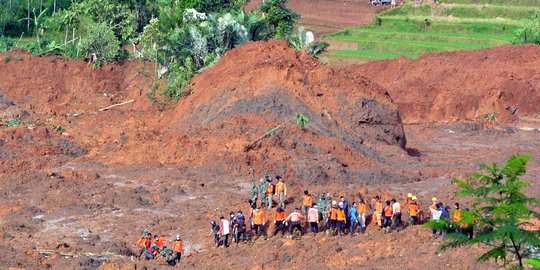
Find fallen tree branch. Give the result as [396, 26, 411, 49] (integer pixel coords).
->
[98, 100, 134, 111]
[244, 123, 285, 152]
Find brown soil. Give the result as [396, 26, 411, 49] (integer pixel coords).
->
[246, 0, 385, 36]
[0, 41, 539, 270]
[350, 44, 540, 124]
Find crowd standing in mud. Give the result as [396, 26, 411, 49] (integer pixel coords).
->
[134, 172, 480, 266]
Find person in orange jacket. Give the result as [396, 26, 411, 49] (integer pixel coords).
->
[383, 200, 393, 233]
[452, 202, 462, 232]
[337, 201, 346, 236]
[252, 205, 268, 240]
[328, 200, 339, 234]
[273, 207, 287, 237]
[153, 234, 169, 250]
[275, 176, 287, 208]
[357, 198, 367, 233]
[136, 232, 152, 260]
[172, 235, 183, 264]
[302, 190, 313, 217]
[285, 208, 304, 237]
[408, 197, 420, 225]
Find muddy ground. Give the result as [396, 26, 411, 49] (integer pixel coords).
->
[0, 2, 539, 267]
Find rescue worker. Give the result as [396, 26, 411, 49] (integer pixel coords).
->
[136, 232, 152, 260]
[172, 235, 183, 264]
[357, 198, 367, 233]
[209, 220, 220, 247]
[349, 202, 359, 237]
[303, 190, 313, 217]
[250, 180, 259, 205]
[452, 202, 462, 231]
[230, 211, 239, 243]
[391, 198, 402, 230]
[266, 178, 275, 209]
[409, 196, 420, 225]
[373, 196, 383, 229]
[340, 196, 349, 227]
[308, 203, 319, 234]
[276, 176, 287, 208]
[236, 210, 248, 243]
[431, 203, 443, 238]
[328, 200, 339, 234]
[219, 216, 231, 248]
[317, 193, 329, 223]
[273, 207, 287, 237]
[259, 178, 268, 207]
[428, 197, 438, 219]
[153, 234, 169, 255]
[248, 199, 256, 231]
[383, 200, 393, 233]
[337, 202, 347, 236]
[285, 208, 304, 237]
[252, 205, 268, 240]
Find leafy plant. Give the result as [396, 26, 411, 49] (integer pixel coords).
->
[6, 119, 22, 127]
[513, 12, 540, 45]
[0, 36, 16, 53]
[484, 111, 498, 122]
[259, 0, 300, 39]
[430, 155, 540, 268]
[52, 124, 65, 133]
[296, 112, 309, 129]
[78, 22, 121, 65]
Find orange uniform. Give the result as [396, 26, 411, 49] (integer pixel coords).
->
[276, 182, 286, 193]
[330, 207, 338, 220]
[154, 237, 168, 248]
[136, 238, 148, 248]
[453, 210, 462, 223]
[337, 209, 346, 221]
[375, 201, 383, 213]
[358, 203, 367, 215]
[253, 210, 265, 225]
[267, 184, 274, 195]
[303, 195, 313, 207]
[409, 203, 419, 217]
[384, 205, 393, 217]
[274, 211, 286, 221]
[172, 240, 183, 252]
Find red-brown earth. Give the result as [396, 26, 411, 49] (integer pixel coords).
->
[0, 37, 539, 270]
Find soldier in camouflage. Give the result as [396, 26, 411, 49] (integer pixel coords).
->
[317, 193, 329, 223]
[250, 180, 259, 206]
[259, 178, 268, 207]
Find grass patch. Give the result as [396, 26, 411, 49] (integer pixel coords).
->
[437, 0, 540, 6]
[330, 50, 412, 59]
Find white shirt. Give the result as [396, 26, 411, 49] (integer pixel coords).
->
[432, 209, 442, 221]
[392, 202, 401, 214]
[220, 219, 230, 235]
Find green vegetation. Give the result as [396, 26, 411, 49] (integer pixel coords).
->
[295, 112, 309, 129]
[0, 0, 301, 103]
[325, 1, 540, 61]
[426, 154, 540, 269]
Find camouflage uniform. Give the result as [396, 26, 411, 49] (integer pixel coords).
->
[317, 194, 329, 221]
[250, 181, 259, 205]
[259, 178, 268, 207]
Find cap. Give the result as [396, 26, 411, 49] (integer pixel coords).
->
[432, 197, 438, 202]
[332, 200, 337, 206]
[412, 196, 417, 201]
[407, 193, 413, 198]
[338, 201, 344, 207]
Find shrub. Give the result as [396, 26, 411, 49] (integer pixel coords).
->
[78, 22, 121, 65]
[0, 36, 16, 53]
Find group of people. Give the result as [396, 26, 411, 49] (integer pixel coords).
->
[135, 230, 184, 266]
[210, 173, 475, 247]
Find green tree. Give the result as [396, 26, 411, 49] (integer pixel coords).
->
[259, 0, 299, 38]
[514, 12, 540, 45]
[434, 154, 540, 269]
[78, 21, 120, 65]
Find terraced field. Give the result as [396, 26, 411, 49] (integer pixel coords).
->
[324, 0, 539, 61]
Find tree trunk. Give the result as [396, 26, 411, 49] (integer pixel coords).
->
[510, 237, 523, 268]
[53, 0, 56, 14]
[27, 0, 30, 31]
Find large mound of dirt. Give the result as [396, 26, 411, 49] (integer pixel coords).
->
[352, 44, 540, 123]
